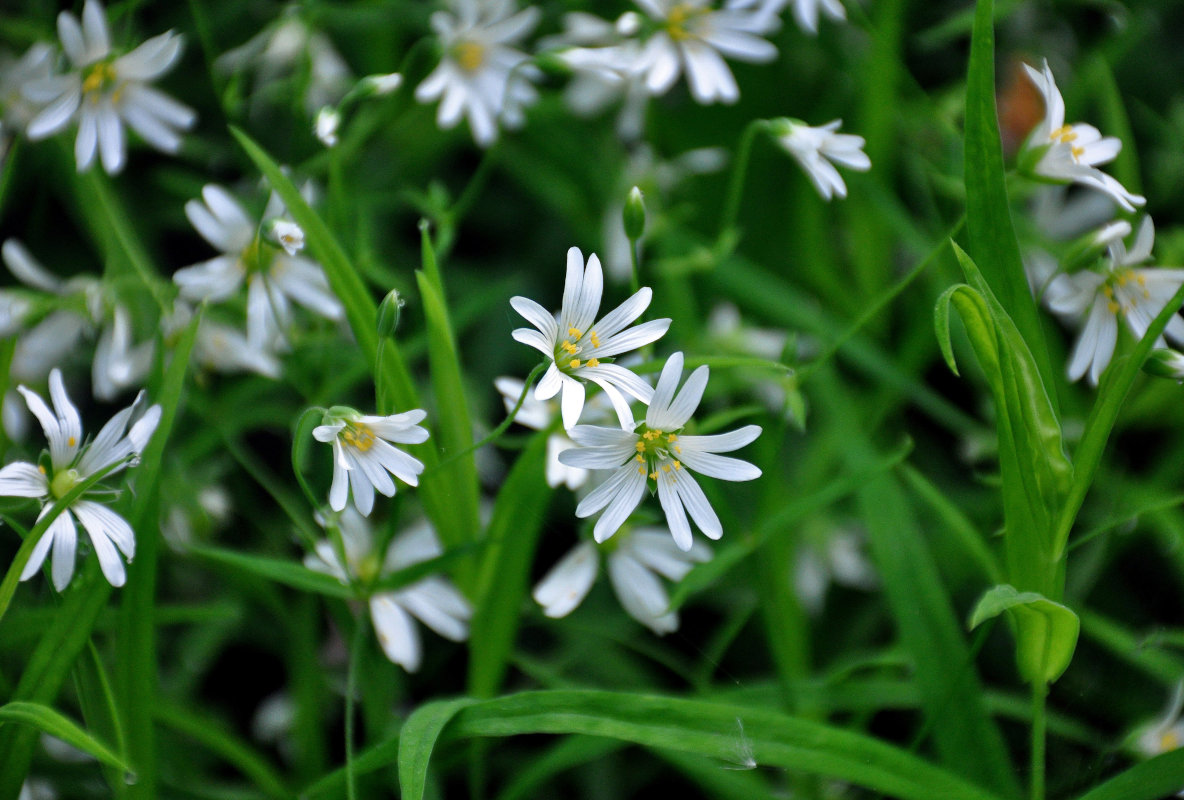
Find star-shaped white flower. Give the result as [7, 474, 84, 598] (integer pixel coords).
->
[1044, 217, 1184, 385]
[414, 0, 541, 146]
[172, 184, 344, 350]
[23, 0, 196, 174]
[632, 0, 781, 105]
[511, 247, 670, 430]
[533, 528, 711, 634]
[559, 351, 762, 550]
[313, 406, 429, 516]
[305, 510, 471, 672]
[773, 118, 871, 201]
[0, 368, 160, 590]
[1020, 60, 1144, 213]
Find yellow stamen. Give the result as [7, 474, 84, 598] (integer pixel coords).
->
[639, 465, 647, 475]
[38, 465, 46, 475]
[1103, 285, 1114, 299]
[569, 359, 581, 369]
[649, 471, 658, 480]
[667, 433, 678, 442]
[661, 464, 671, 473]
[453, 40, 486, 72]
[673, 460, 681, 470]
[1071, 145, 1084, 160]
[561, 340, 578, 354]
[586, 358, 600, 368]
[635, 441, 645, 452]
[1050, 124, 1076, 143]
[635, 454, 645, 463]
[568, 326, 582, 337]
[673, 445, 681, 453]
[342, 423, 377, 452]
[1107, 300, 1121, 314]
[68, 436, 76, 447]
[589, 331, 600, 348]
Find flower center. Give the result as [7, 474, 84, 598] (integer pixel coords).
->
[453, 40, 486, 72]
[555, 327, 601, 372]
[666, 4, 706, 41]
[632, 426, 684, 481]
[50, 467, 80, 500]
[342, 422, 377, 452]
[82, 61, 118, 102]
[1102, 269, 1149, 315]
[1049, 125, 1085, 161]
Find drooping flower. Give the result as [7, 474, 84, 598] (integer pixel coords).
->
[533, 527, 711, 634]
[414, 0, 541, 147]
[306, 510, 471, 671]
[559, 351, 762, 550]
[0, 368, 160, 590]
[511, 247, 670, 430]
[23, 0, 196, 174]
[172, 184, 344, 350]
[1043, 217, 1184, 385]
[772, 118, 871, 201]
[631, 0, 782, 105]
[313, 406, 429, 516]
[1019, 60, 1144, 213]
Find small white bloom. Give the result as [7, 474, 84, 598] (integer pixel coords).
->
[632, 0, 782, 105]
[268, 219, 306, 256]
[1044, 217, 1184, 385]
[172, 184, 344, 350]
[560, 352, 762, 550]
[0, 368, 160, 590]
[1, 43, 56, 133]
[313, 106, 339, 147]
[361, 72, 403, 96]
[23, 0, 196, 174]
[164, 301, 282, 380]
[313, 406, 429, 516]
[788, 0, 846, 34]
[532, 528, 711, 634]
[1020, 60, 1144, 213]
[773, 118, 871, 201]
[511, 247, 670, 430]
[793, 525, 877, 614]
[414, 0, 541, 146]
[306, 510, 471, 672]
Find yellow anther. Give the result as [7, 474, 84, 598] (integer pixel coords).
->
[1107, 301, 1121, 314]
[673, 445, 681, 453]
[667, 433, 677, 442]
[661, 464, 671, 473]
[38, 465, 46, 475]
[635, 454, 645, 463]
[1103, 285, 1114, 299]
[673, 460, 681, 470]
[589, 331, 600, 348]
[1071, 145, 1084, 160]
[649, 471, 658, 480]
[561, 340, 578, 354]
[68, 436, 76, 447]
[1117, 272, 1129, 286]
[635, 441, 645, 452]
[586, 358, 600, 368]
[342, 424, 376, 452]
[568, 326, 582, 337]
[1137, 274, 1147, 287]
[639, 465, 647, 475]
[453, 40, 486, 72]
[569, 359, 581, 369]
[1050, 125, 1075, 142]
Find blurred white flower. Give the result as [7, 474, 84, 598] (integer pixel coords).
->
[313, 406, 429, 516]
[1019, 60, 1144, 213]
[788, 0, 845, 34]
[24, 0, 196, 174]
[1129, 681, 1184, 797]
[773, 118, 870, 201]
[313, 106, 339, 147]
[0, 368, 160, 590]
[511, 246, 670, 430]
[1, 42, 56, 145]
[306, 511, 471, 671]
[1043, 217, 1184, 385]
[793, 525, 877, 614]
[361, 72, 403, 96]
[172, 184, 344, 350]
[560, 352, 762, 550]
[631, 0, 782, 105]
[415, 0, 541, 146]
[533, 528, 711, 634]
[164, 301, 282, 380]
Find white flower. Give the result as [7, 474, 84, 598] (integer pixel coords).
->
[172, 184, 344, 350]
[533, 528, 711, 634]
[23, 0, 196, 174]
[1044, 217, 1184, 385]
[773, 118, 871, 201]
[306, 510, 471, 671]
[0, 368, 160, 590]
[267, 219, 306, 256]
[164, 301, 282, 380]
[313, 406, 429, 516]
[1, 43, 56, 132]
[511, 247, 670, 430]
[361, 72, 404, 96]
[788, 0, 845, 34]
[559, 351, 762, 550]
[1019, 60, 1144, 213]
[494, 375, 614, 489]
[793, 525, 877, 614]
[631, 0, 781, 104]
[1129, 681, 1184, 798]
[313, 106, 339, 147]
[414, 0, 541, 147]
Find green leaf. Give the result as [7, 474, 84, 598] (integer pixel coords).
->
[969, 585, 1080, 684]
[187, 546, 352, 599]
[940, 244, 1073, 597]
[964, 0, 1056, 392]
[398, 691, 1010, 800]
[1072, 748, 1184, 800]
[0, 701, 131, 772]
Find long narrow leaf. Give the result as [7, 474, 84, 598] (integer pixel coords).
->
[0, 701, 131, 772]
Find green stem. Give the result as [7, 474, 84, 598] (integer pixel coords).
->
[345, 608, 367, 800]
[629, 240, 642, 297]
[1030, 682, 1047, 800]
[719, 119, 769, 240]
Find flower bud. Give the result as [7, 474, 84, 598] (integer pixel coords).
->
[623, 186, 646, 242]
[1144, 349, 1184, 382]
[360, 72, 403, 96]
[314, 106, 340, 147]
[265, 219, 305, 256]
[377, 289, 405, 338]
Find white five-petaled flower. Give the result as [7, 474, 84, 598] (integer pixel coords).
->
[313, 406, 429, 516]
[172, 184, 344, 350]
[23, 0, 195, 174]
[631, 0, 782, 105]
[511, 247, 671, 430]
[414, 0, 541, 147]
[0, 368, 160, 590]
[1044, 217, 1184, 385]
[306, 510, 471, 672]
[1020, 60, 1144, 213]
[559, 351, 762, 551]
[533, 528, 711, 634]
[772, 118, 871, 201]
